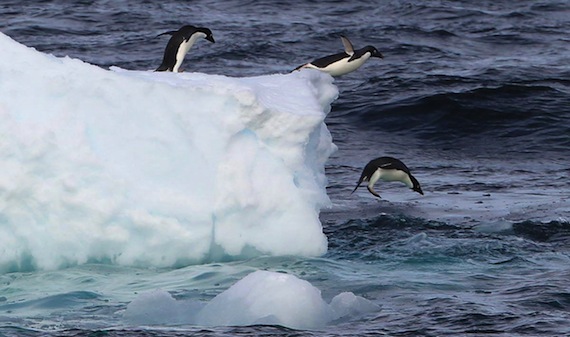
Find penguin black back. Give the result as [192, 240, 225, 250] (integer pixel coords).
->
[309, 52, 350, 69]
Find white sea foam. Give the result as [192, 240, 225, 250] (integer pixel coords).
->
[0, 33, 338, 272]
[124, 270, 380, 329]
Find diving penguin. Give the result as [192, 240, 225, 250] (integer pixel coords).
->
[294, 35, 383, 76]
[156, 25, 215, 72]
[351, 157, 423, 198]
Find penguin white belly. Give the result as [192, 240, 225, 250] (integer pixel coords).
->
[320, 54, 370, 76]
[173, 32, 206, 72]
[377, 168, 413, 188]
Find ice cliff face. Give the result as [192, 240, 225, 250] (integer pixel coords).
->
[0, 32, 338, 272]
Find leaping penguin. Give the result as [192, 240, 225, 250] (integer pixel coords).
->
[294, 35, 383, 76]
[156, 25, 215, 72]
[351, 157, 423, 198]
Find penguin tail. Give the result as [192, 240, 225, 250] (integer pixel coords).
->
[155, 64, 171, 72]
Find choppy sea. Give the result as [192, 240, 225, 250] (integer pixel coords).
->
[1, 0, 569, 336]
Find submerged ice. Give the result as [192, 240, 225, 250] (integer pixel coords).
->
[124, 270, 380, 330]
[0, 32, 338, 272]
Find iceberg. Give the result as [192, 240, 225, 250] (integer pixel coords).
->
[0, 33, 338, 272]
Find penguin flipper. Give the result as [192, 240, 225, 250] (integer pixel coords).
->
[340, 35, 354, 55]
[156, 30, 177, 38]
[351, 171, 370, 195]
[350, 181, 362, 195]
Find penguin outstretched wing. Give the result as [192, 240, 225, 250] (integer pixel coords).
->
[340, 35, 354, 55]
[156, 30, 177, 38]
[350, 171, 368, 195]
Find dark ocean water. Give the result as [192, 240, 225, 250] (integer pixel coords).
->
[1, 0, 570, 336]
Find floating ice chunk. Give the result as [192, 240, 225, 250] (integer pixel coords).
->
[329, 292, 380, 321]
[124, 270, 380, 330]
[123, 290, 203, 325]
[196, 270, 330, 329]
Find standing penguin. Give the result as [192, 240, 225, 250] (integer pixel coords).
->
[351, 157, 423, 198]
[294, 35, 383, 76]
[156, 25, 215, 72]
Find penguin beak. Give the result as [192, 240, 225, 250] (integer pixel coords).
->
[375, 52, 384, 59]
[206, 35, 215, 43]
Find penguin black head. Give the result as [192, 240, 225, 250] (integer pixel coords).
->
[410, 175, 424, 195]
[197, 27, 215, 43]
[364, 46, 383, 59]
